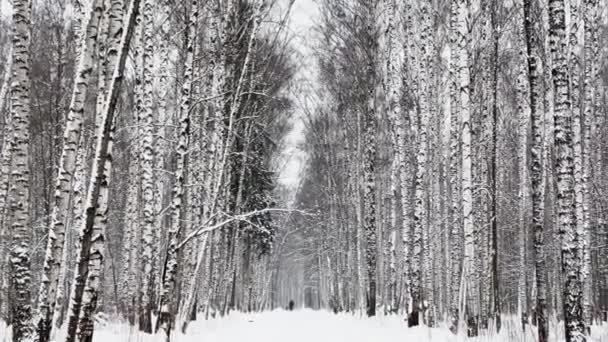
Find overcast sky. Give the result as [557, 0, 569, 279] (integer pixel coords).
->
[275, 0, 320, 192]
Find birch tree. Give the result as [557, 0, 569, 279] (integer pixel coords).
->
[138, 0, 156, 332]
[156, 0, 198, 338]
[34, 1, 104, 339]
[580, 0, 597, 328]
[448, 0, 462, 329]
[0, 45, 13, 322]
[411, 0, 431, 326]
[7, 0, 34, 340]
[361, 0, 379, 318]
[523, 0, 548, 340]
[549, 0, 586, 340]
[455, 0, 475, 332]
[63, 0, 141, 339]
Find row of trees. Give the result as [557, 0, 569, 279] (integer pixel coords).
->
[0, 0, 295, 341]
[274, 0, 607, 342]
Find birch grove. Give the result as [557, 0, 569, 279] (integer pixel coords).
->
[0, 0, 607, 342]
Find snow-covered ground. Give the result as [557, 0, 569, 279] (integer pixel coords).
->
[93, 310, 608, 342]
[1, 310, 608, 341]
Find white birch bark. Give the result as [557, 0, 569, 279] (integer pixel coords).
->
[456, 0, 475, 329]
[0, 46, 12, 120]
[411, 0, 431, 323]
[516, 30, 529, 322]
[179, 233, 209, 332]
[50, 133, 87, 337]
[362, 1, 378, 317]
[383, 0, 403, 312]
[0, 45, 13, 321]
[75, 0, 124, 339]
[152, 0, 171, 308]
[580, 0, 597, 328]
[63, 0, 141, 339]
[35, 1, 104, 339]
[448, 0, 462, 327]
[355, 109, 365, 313]
[75, 121, 115, 342]
[156, 0, 198, 338]
[523, 0, 549, 339]
[138, 0, 156, 332]
[7, 0, 33, 340]
[568, 6, 587, 329]
[122, 151, 138, 323]
[549, 0, 586, 340]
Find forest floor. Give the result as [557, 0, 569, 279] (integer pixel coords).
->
[1, 310, 608, 341]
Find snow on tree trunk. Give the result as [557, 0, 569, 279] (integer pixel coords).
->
[50, 134, 86, 336]
[7, 0, 34, 340]
[122, 151, 138, 324]
[488, 4, 501, 330]
[523, 0, 549, 340]
[448, 0, 462, 329]
[153, 0, 171, 314]
[455, 0, 475, 330]
[34, 1, 104, 340]
[0, 45, 13, 322]
[75, 120, 114, 342]
[569, 3, 588, 333]
[138, 0, 156, 333]
[156, 0, 198, 338]
[355, 108, 365, 313]
[122, 13, 143, 324]
[548, 0, 586, 340]
[516, 6, 529, 321]
[63, 0, 141, 339]
[75, 0, 124, 339]
[581, 0, 597, 329]
[0, 47, 12, 117]
[411, 0, 431, 325]
[179, 233, 209, 333]
[382, 0, 403, 313]
[362, 0, 378, 318]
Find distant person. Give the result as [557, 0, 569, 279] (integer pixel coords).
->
[288, 300, 295, 311]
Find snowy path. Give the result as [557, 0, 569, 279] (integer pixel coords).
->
[91, 310, 456, 342]
[10, 309, 599, 342]
[183, 310, 453, 342]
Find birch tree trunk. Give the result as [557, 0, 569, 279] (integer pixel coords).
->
[152, 0, 171, 315]
[0, 47, 12, 117]
[489, 2, 501, 330]
[516, 17, 529, 325]
[122, 152, 138, 323]
[63, 0, 141, 339]
[383, 0, 405, 313]
[581, 0, 597, 328]
[7, 0, 33, 340]
[0, 45, 13, 322]
[448, 0, 462, 329]
[548, 0, 586, 340]
[523, 0, 548, 340]
[362, 0, 378, 318]
[568, 3, 587, 333]
[411, 0, 431, 326]
[75, 0, 124, 339]
[51, 134, 87, 336]
[454, 0, 474, 333]
[35, 1, 104, 340]
[138, 0, 156, 332]
[156, 0, 198, 338]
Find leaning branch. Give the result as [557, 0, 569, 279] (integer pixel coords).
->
[176, 208, 311, 250]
